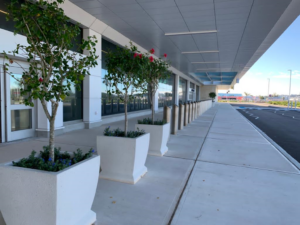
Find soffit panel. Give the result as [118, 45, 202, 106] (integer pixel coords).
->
[70, 0, 296, 86]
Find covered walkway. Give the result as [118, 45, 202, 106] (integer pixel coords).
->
[0, 103, 299, 225]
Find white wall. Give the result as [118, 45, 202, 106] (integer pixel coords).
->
[200, 85, 217, 101]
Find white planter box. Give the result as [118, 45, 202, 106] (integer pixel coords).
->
[97, 133, 150, 184]
[135, 123, 170, 156]
[0, 155, 100, 225]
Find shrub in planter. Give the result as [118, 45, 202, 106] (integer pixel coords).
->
[0, 147, 100, 225]
[1, 0, 99, 224]
[12, 146, 95, 172]
[136, 118, 170, 156]
[137, 118, 167, 125]
[98, 43, 150, 184]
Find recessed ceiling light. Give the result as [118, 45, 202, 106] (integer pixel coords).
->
[191, 62, 220, 64]
[165, 30, 217, 36]
[182, 51, 219, 54]
[196, 68, 220, 70]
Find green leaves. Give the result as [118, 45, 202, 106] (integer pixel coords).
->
[12, 146, 95, 172]
[104, 42, 147, 102]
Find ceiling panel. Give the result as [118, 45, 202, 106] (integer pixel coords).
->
[71, 0, 296, 86]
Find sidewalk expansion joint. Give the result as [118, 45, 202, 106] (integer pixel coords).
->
[197, 159, 300, 175]
[167, 108, 218, 225]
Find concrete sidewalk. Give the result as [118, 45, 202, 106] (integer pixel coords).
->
[1, 103, 299, 225]
[171, 103, 300, 225]
[0, 109, 202, 225]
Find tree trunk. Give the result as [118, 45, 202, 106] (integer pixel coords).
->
[151, 90, 155, 125]
[49, 118, 55, 161]
[124, 99, 128, 136]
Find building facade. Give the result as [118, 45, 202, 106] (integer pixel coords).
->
[0, 0, 210, 143]
[1, 0, 299, 143]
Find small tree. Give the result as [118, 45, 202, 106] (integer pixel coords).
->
[209, 92, 216, 101]
[104, 43, 146, 135]
[143, 49, 171, 124]
[3, 0, 98, 161]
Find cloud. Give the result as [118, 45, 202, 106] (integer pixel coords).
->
[273, 71, 300, 79]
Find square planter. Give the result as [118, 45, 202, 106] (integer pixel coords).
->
[135, 123, 170, 156]
[0, 155, 100, 225]
[97, 133, 150, 184]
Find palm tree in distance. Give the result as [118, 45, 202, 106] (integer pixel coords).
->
[244, 92, 251, 102]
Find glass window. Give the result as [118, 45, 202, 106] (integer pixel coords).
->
[101, 38, 150, 116]
[179, 77, 187, 104]
[189, 82, 195, 101]
[63, 82, 83, 122]
[0, 0, 82, 53]
[11, 109, 32, 131]
[158, 74, 175, 108]
[10, 74, 26, 105]
[196, 85, 200, 101]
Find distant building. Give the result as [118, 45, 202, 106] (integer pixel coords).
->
[218, 93, 243, 100]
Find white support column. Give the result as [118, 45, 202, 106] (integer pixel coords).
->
[174, 74, 179, 105]
[83, 29, 102, 129]
[36, 101, 64, 137]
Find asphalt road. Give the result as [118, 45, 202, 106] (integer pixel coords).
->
[231, 103, 281, 108]
[237, 108, 300, 163]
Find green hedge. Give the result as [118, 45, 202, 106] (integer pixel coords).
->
[268, 101, 300, 107]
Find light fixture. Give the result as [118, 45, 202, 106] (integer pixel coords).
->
[191, 62, 220, 64]
[0, 10, 8, 15]
[182, 51, 219, 54]
[165, 30, 217, 36]
[196, 68, 220, 70]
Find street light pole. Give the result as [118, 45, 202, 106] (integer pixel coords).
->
[267, 78, 270, 97]
[288, 70, 292, 108]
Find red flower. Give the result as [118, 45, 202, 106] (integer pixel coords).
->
[133, 53, 138, 58]
[164, 53, 167, 58]
[39, 77, 43, 82]
[9, 59, 13, 64]
[150, 48, 155, 54]
[139, 54, 143, 59]
[149, 56, 154, 62]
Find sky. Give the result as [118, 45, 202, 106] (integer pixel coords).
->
[219, 16, 300, 96]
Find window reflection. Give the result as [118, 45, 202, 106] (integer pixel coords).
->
[179, 78, 187, 104]
[101, 39, 150, 116]
[158, 74, 175, 107]
[10, 74, 26, 105]
[189, 82, 195, 101]
[63, 82, 83, 122]
[11, 109, 32, 131]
